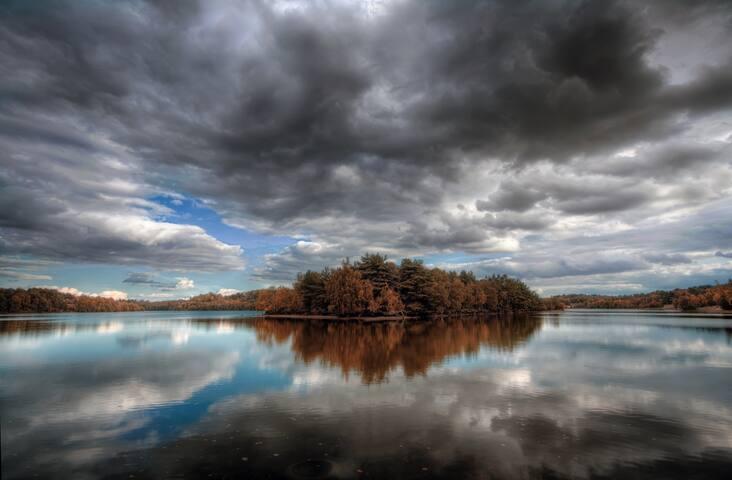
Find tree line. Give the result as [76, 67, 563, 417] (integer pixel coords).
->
[255, 254, 545, 316]
[6, 270, 729, 315]
[0, 288, 259, 314]
[140, 291, 258, 311]
[0, 254, 548, 315]
[551, 280, 732, 311]
[0, 288, 144, 313]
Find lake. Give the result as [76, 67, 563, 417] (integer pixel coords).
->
[1, 310, 731, 479]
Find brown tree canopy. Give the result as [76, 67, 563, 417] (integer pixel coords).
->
[550, 280, 732, 311]
[0, 288, 143, 313]
[256, 254, 544, 317]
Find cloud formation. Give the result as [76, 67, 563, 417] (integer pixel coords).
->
[0, 0, 731, 291]
[123, 273, 194, 289]
[42, 286, 129, 300]
[0, 257, 56, 282]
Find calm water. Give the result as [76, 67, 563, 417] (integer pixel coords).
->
[1, 311, 732, 479]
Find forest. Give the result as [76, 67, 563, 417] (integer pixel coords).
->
[0, 254, 546, 315]
[0, 288, 258, 314]
[0, 287, 145, 313]
[551, 280, 732, 311]
[140, 291, 258, 311]
[254, 254, 544, 316]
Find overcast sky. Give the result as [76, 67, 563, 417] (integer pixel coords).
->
[1, 0, 731, 299]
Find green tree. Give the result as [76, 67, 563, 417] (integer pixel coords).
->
[399, 258, 433, 315]
[356, 253, 399, 294]
[294, 270, 327, 314]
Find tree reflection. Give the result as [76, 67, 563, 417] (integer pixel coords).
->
[246, 315, 541, 383]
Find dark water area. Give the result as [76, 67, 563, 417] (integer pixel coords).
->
[1, 310, 731, 479]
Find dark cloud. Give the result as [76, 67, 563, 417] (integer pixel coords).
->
[122, 272, 175, 288]
[483, 212, 553, 231]
[451, 254, 650, 280]
[0, 0, 731, 286]
[555, 189, 651, 215]
[644, 252, 693, 265]
[478, 175, 656, 216]
[716, 251, 732, 259]
[123, 272, 162, 285]
[0, 256, 55, 282]
[477, 184, 548, 212]
[593, 142, 730, 179]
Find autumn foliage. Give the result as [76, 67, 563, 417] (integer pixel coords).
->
[0, 289, 259, 313]
[0, 288, 143, 313]
[255, 254, 543, 317]
[142, 291, 259, 311]
[255, 287, 304, 313]
[551, 280, 732, 311]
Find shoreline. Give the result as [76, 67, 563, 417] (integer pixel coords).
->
[262, 314, 413, 322]
[261, 310, 548, 322]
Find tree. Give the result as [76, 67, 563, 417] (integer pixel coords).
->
[294, 270, 327, 314]
[255, 287, 304, 314]
[324, 264, 375, 316]
[399, 258, 433, 315]
[356, 253, 399, 294]
[426, 269, 450, 314]
[459, 270, 476, 284]
[373, 286, 405, 316]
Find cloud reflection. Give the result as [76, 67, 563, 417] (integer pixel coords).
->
[1, 312, 732, 479]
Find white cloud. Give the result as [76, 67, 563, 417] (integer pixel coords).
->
[217, 288, 240, 296]
[97, 290, 128, 300]
[175, 277, 195, 289]
[41, 286, 129, 300]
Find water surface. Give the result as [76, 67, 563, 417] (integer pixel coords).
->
[1, 310, 731, 479]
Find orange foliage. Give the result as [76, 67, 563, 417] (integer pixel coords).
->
[324, 264, 375, 315]
[0, 288, 143, 313]
[255, 255, 543, 316]
[255, 287, 304, 314]
[551, 280, 732, 311]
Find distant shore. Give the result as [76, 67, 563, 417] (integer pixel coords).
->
[564, 306, 728, 314]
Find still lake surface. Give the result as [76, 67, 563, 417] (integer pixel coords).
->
[1, 310, 732, 479]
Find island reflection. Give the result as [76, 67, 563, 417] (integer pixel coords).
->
[198, 314, 541, 384]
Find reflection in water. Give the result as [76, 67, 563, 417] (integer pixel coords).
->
[1, 311, 732, 479]
[247, 315, 540, 383]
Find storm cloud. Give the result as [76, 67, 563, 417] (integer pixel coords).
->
[0, 0, 731, 291]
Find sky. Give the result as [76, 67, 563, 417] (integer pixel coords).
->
[1, 0, 731, 299]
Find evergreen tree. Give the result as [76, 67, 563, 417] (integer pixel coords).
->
[398, 258, 432, 315]
[294, 270, 327, 313]
[356, 253, 399, 294]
